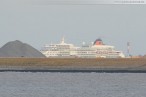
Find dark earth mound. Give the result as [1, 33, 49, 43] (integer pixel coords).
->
[0, 40, 46, 58]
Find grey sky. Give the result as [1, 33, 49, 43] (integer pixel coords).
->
[0, 0, 146, 56]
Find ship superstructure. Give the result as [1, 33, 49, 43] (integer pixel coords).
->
[40, 38, 125, 58]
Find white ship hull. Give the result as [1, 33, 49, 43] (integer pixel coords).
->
[40, 38, 125, 58]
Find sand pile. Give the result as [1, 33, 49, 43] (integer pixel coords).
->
[0, 40, 45, 58]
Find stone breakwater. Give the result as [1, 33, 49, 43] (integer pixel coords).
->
[0, 58, 146, 72]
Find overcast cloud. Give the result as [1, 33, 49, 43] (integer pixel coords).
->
[0, 0, 146, 56]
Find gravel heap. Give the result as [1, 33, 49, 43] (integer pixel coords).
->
[0, 40, 46, 58]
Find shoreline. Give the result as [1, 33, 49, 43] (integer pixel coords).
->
[0, 69, 146, 73]
[0, 58, 146, 73]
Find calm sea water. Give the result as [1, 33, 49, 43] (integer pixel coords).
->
[0, 72, 146, 97]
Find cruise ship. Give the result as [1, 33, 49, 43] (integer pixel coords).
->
[40, 38, 125, 58]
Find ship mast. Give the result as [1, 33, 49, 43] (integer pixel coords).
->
[61, 37, 65, 44]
